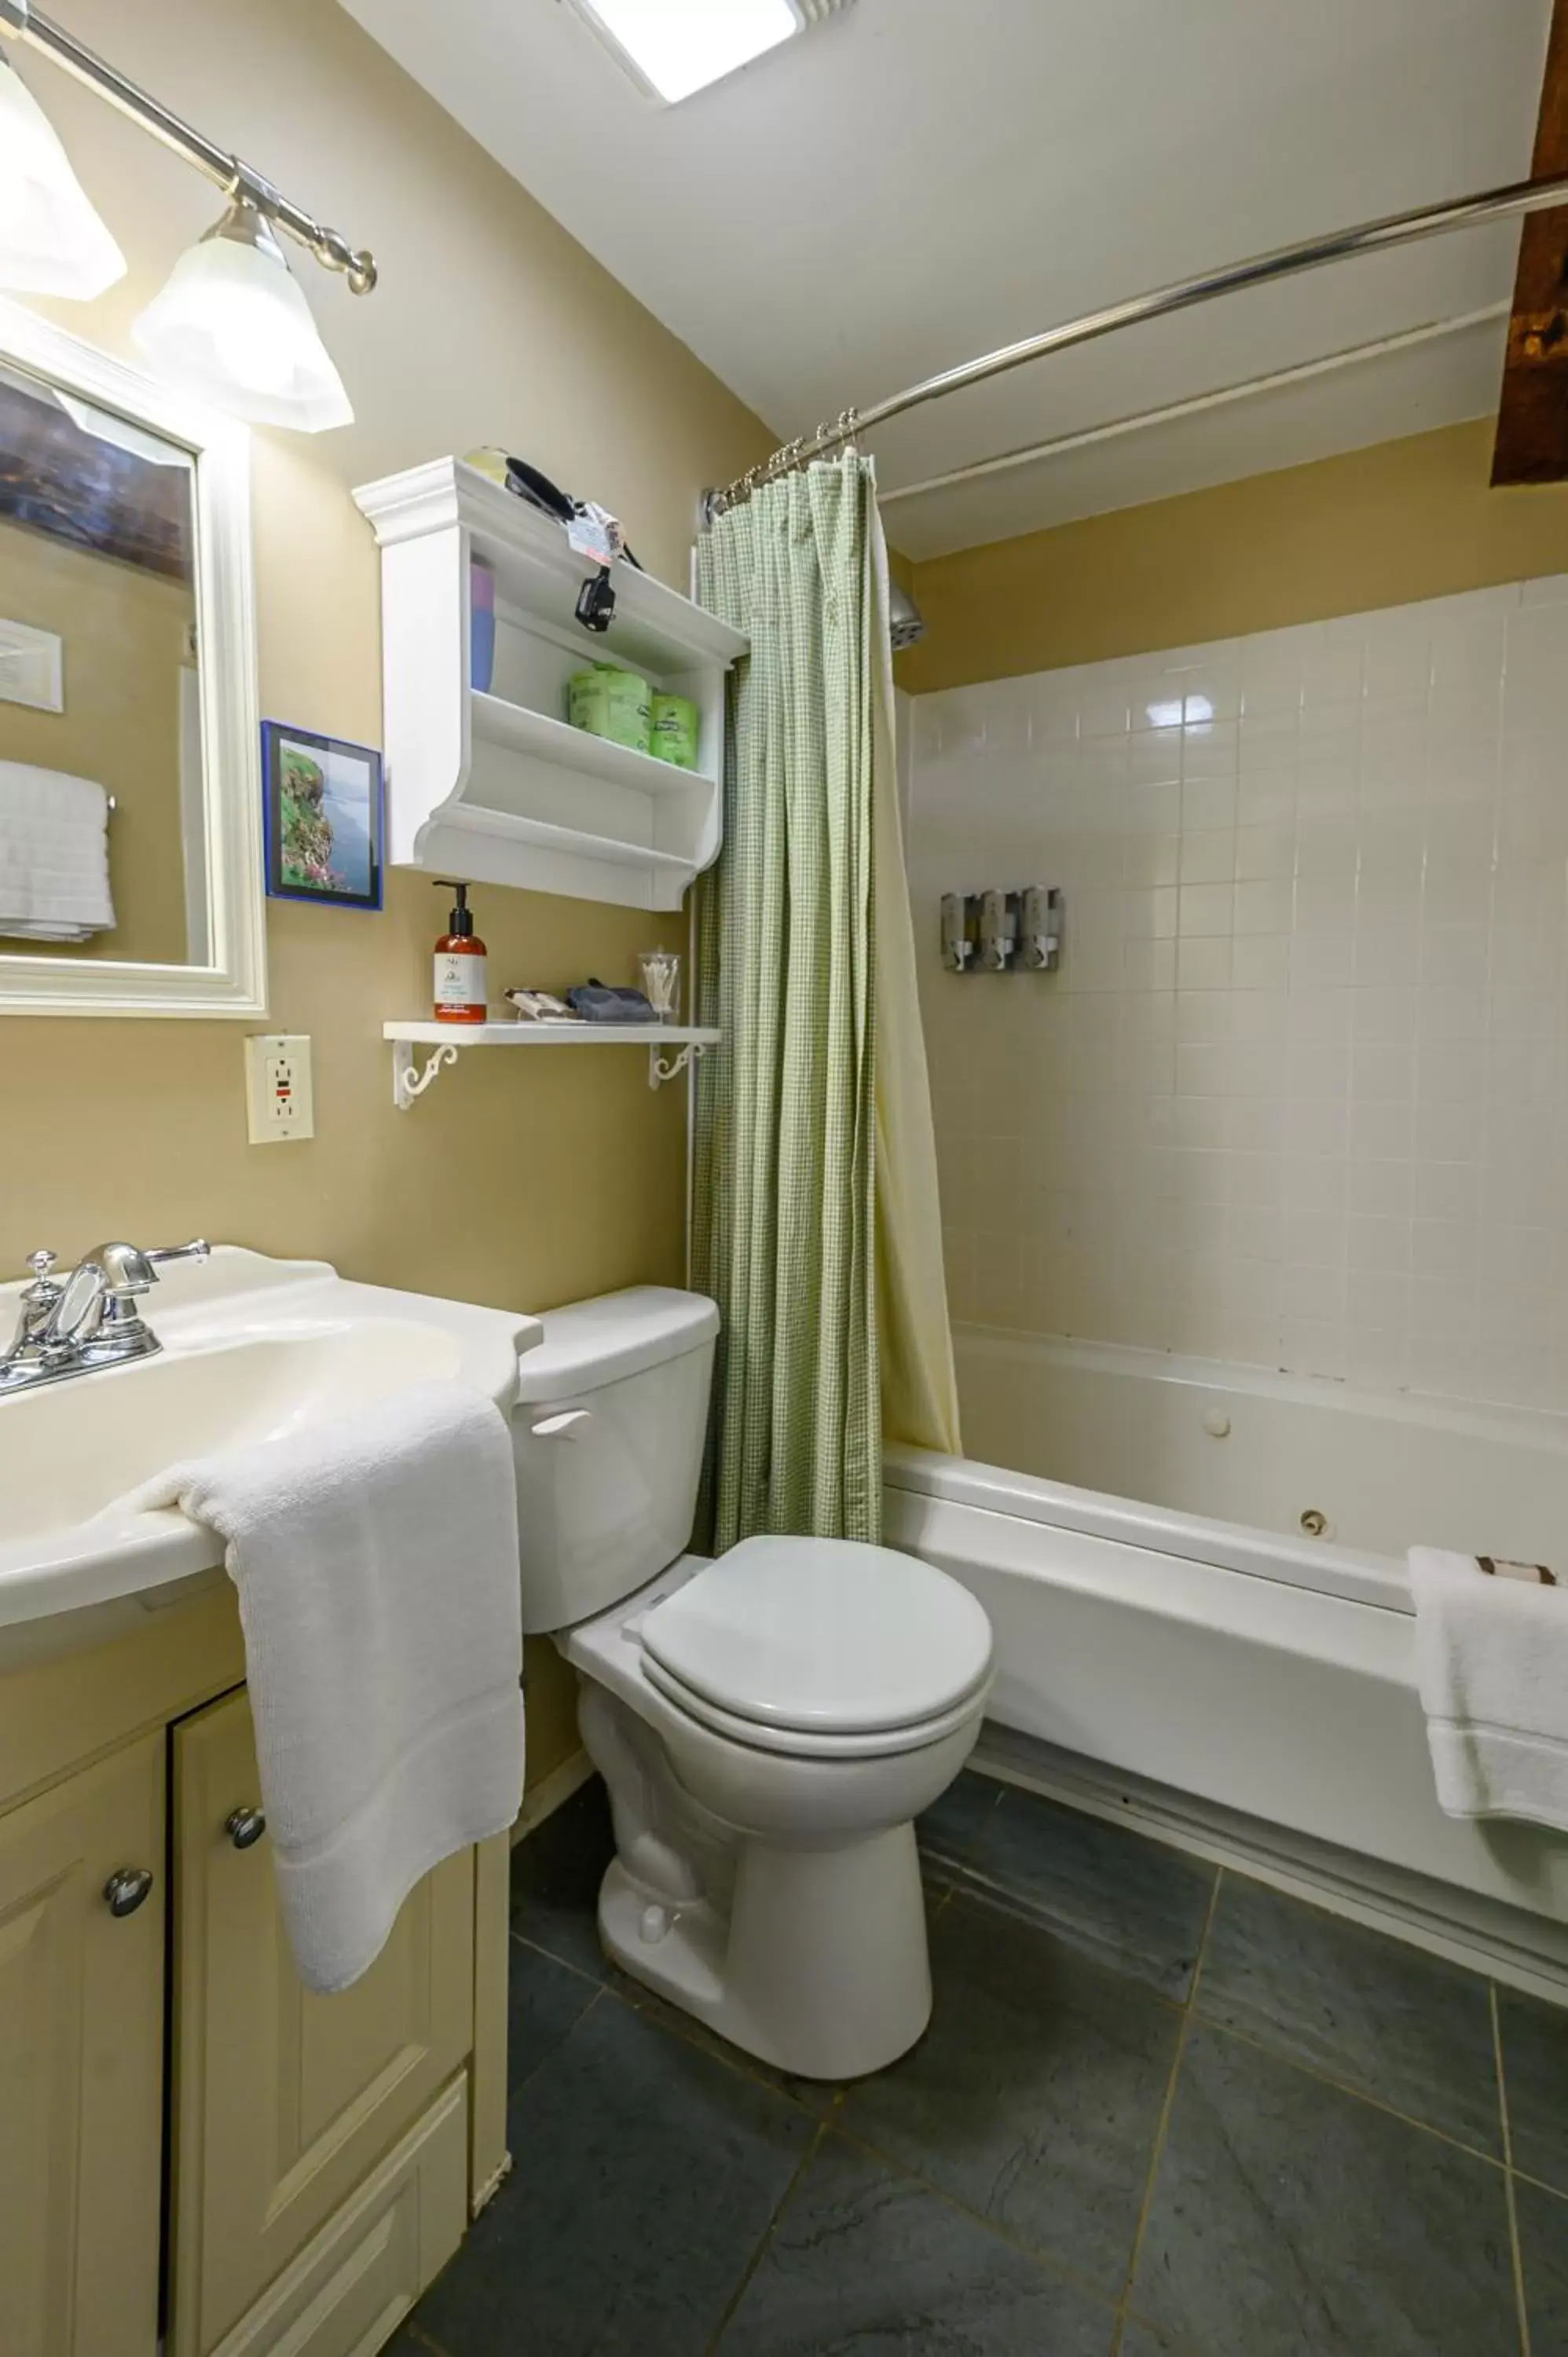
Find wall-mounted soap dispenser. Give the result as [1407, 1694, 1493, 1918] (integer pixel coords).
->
[977, 889, 1014, 973]
[940, 893, 975, 973]
[1020, 886, 1064, 971]
[940, 888, 1061, 975]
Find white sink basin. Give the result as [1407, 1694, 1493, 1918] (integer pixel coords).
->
[0, 1247, 541, 1668]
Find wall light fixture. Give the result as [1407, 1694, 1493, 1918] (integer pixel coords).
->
[0, 1, 375, 431]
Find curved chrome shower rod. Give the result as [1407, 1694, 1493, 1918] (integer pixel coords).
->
[705, 168, 1568, 516]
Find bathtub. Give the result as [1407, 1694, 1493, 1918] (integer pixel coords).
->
[884, 1325, 1568, 1986]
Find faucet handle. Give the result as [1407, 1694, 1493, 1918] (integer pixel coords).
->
[147, 1240, 211, 1272]
[11, 1250, 64, 1349]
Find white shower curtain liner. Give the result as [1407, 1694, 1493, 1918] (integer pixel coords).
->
[869, 504, 962, 1457]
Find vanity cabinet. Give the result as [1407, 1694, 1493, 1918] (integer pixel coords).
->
[170, 1688, 473, 2355]
[0, 1731, 166, 2357]
[0, 1596, 503, 2357]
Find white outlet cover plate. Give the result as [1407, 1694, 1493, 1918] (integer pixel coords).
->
[244, 1032, 314, 1145]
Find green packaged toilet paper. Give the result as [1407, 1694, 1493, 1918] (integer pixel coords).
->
[567, 663, 652, 754]
[650, 693, 699, 768]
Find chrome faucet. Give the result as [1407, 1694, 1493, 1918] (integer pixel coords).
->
[0, 1238, 210, 1396]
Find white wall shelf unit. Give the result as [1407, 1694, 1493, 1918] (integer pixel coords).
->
[353, 459, 748, 910]
[383, 1019, 722, 1109]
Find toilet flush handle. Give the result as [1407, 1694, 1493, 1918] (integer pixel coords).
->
[530, 1407, 592, 1441]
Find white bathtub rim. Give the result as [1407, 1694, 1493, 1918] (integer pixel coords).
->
[956, 1320, 1568, 1457]
[885, 1443, 1412, 1615]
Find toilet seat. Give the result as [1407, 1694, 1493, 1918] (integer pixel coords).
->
[637, 1534, 993, 1758]
[639, 1652, 990, 1759]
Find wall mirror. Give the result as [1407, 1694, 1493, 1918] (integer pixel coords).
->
[0, 299, 264, 1017]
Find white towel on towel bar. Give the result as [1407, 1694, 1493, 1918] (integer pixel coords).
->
[1409, 1545, 1568, 1829]
[0, 760, 115, 940]
[137, 1380, 526, 1993]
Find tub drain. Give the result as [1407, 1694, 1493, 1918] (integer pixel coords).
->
[1299, 1508, 1329, 1538]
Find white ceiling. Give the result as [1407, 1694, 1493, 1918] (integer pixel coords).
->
[341, 0, 1552, 559]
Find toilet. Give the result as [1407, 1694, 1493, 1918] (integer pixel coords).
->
[511, 1285, 994, 2081]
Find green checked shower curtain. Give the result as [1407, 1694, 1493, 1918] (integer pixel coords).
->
[693, 454, 960, 1552]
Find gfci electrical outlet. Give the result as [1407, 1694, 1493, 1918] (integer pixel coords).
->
[244, 1033, 315, 1144]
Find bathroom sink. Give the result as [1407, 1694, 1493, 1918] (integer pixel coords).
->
[0, 1246, 541, 1668]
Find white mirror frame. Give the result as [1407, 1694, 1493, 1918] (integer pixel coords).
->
[0, 299, 266, 1018]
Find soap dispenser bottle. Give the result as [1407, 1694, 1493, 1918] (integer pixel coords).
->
[432, 881, 488, 1023]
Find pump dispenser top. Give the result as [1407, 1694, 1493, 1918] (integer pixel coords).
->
[432, 879, 487, 1023]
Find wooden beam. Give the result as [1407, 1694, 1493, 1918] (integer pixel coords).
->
[1493, 0, 1568, 483]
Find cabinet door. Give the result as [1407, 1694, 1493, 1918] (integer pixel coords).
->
[170, 1688, 474, 2357]
[0, 1732, 166, 2357]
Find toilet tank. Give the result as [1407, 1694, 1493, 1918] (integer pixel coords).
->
[511, 1287, 720, 1634]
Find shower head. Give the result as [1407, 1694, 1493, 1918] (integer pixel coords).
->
[888, 577, 926, 651]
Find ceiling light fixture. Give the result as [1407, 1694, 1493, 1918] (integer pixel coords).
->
[570, 0, 855, 105]
[0, 47, 124, 299]
[133, 200, 354, 433]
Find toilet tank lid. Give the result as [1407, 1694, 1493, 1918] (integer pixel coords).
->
[513, 1287, 720, 1402]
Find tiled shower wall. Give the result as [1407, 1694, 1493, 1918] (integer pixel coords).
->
[907, 579, 1568, 1411]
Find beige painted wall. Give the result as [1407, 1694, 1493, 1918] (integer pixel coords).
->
[901, 420, 1568, 693]
[2, 0, 773, 1786]
[0, 517, 193, 962]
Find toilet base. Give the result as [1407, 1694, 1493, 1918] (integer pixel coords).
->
[599, 1820, 934, 2081]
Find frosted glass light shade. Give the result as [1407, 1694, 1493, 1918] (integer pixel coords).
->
[132, 201, 352, 433]
[0, 52, 126, 299]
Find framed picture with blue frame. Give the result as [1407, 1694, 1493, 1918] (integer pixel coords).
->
[261, 720, 384, 911]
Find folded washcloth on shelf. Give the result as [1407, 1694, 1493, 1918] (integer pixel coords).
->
[137, 1380, 526, 1993]
[1409, 1545, 1568, 1829]
[0, 761, 115, 941]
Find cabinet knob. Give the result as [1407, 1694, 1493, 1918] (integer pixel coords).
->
[104, 1866, 154, 1917]
[225, 1805, 267, 1850]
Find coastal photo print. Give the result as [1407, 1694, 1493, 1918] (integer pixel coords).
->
[262, 721, 383, 911]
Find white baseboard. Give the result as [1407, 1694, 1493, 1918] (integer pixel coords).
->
[971, 1724, 1568, 2008]
[511, 1748, 594, 1846]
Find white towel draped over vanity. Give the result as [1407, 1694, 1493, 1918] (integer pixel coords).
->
[0, 760, 116, 942]
[138, 1380, 526, 1993]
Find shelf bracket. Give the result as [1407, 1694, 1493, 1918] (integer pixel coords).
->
[393, 1038, 462, 1109]
[649, 1040, 709, 1091]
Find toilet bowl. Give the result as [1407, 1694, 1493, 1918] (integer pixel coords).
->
[512, 1289, 993, 2081]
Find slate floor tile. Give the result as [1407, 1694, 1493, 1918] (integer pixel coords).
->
[1118, 2326, 1198, 2356]
[1514, 2175, 1568, 2350]
[1497, 1984, 1568, 2192]
[621, 1976, 843, 2116]
[1133, 2023, 1519, 2356]
[507, 1776, 615, 1978]
[507, 1932, 599, 2090]
[716, 2132, 1117, 2355]
[415, 1997, 811, 2357]
[839, 1892, 1180, 2299]
[1196, 1874, 1501, 2151]
[946, 1782, 1216, 1998]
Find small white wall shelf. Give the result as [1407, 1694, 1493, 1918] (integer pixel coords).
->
[353, 460, 749, 911]
[383, 1019, 722, 1109]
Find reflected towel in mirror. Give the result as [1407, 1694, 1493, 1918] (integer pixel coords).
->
[0, 759, 115, 941]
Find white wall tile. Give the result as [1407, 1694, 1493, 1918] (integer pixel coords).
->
[908, 576, 1568, 1410]
[1177, 937, 1233, 989]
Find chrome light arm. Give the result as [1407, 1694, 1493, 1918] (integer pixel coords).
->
[0, 2, 376, 291]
